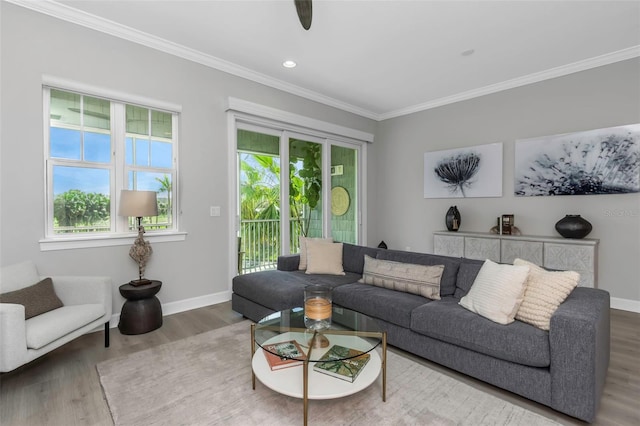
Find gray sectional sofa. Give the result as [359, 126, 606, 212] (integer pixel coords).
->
[232, 243, 610, 423]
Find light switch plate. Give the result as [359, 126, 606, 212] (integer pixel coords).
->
[210, 206, 221, 217]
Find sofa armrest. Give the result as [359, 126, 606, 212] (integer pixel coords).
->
[278, 254, 300, 271]
[47, 276, 113, 317]
[0, 303, 28, 372]
[549, 287, 610, 422]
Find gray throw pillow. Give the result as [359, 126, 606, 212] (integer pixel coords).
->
[0, 277, 64, 319]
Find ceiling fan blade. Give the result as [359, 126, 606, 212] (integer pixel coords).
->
[295, 0, 312, 30]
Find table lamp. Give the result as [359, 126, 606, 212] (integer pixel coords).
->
[118, 190, 158, 286]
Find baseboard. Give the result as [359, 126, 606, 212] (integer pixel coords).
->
[610, 297, 640, 313]
[106, 290, 232, 329]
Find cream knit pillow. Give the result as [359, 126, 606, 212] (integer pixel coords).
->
[459, 259, 530, 325]
[514, 258, 580, 330]
[305, 241, 345, 275]
[298, 237, 333, 270]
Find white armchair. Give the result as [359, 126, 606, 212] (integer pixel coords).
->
[0, 261, 112, 372]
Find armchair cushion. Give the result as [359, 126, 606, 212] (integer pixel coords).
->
[0, 278, 63, 319]
[26, 304, 105, 349]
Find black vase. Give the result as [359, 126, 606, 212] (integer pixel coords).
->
[445, 206, 461, 231]
[555, 215, 592, 239]
[377, 240, 388, 249]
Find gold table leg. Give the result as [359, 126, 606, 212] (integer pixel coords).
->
[303, 359, 309, 426]
[382, 331, 387, 402]
[251, 323, 256, 390]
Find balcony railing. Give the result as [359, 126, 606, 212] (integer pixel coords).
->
[239, 219, 302, 274]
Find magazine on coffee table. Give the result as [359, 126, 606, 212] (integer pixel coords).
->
[313, 345, 370, 382]
[262, 340, 307, 371]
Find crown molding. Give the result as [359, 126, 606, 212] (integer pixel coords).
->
[379, 45, 640, 121]
[8, 0, 639, 122]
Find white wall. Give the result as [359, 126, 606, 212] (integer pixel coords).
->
[370, 58, 640, 309]
[0, 4, 375, 313]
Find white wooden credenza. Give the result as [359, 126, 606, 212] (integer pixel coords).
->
[433, 231, 599, 288]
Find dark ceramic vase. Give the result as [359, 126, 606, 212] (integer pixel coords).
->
[445, 206, 461, 231]
[555, 215, 592, 239]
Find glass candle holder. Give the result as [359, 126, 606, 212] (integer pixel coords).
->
[304, 285, 332, 330]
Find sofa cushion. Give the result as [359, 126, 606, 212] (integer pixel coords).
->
[305, 242, 345, 275]
[359, 255, 444, 300]
[299, 237, 333, 270]
[459, 260, 530, 325]
[0, 277, 63, 319]
[411, 297, 551, 367]
[333, 282, 431, 329]
[342, 243, 381, 274]
[26, 304, 105, 349]
[232, 270, 359, 312]
[376, 250, 461, 297]
[453, 259, 485, 299]
[514, 258, 580, 330]
[0, 260, 40, 293]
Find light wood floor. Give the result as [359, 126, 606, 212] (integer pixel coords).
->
[1, 303, 638, 425]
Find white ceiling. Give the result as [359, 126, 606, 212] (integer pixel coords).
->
[12, 0, 640, 120]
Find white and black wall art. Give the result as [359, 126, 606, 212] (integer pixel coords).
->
[424, 142, 503, 198]
[515, 124, 640, 196]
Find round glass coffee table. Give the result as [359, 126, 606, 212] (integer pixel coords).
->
[251, 306, 387, 426]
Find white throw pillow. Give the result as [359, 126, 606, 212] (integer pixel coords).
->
[305, 241, 345, 275]
[514, 258, 580, 330]
[359, 255, 444, 300]
[459, 259, 530, 325]
[298, 236, 333, 270]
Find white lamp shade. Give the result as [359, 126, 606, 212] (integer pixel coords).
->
[118, 190, 158, 217]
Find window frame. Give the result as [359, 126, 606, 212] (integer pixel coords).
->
[40, 77, 185, 251]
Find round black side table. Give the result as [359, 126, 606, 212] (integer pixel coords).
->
[118, 280, 163, 335]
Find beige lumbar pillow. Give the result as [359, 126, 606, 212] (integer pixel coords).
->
[359, 255, 444, 300]
[305, 241, 345, 275]
[459, 259, 530, 325]
[514, 258, 580, 330]
[298, 236, 334, 270]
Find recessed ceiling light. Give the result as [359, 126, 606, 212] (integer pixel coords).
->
[461, 49, 475, 57]
[282, 60, 297, 68]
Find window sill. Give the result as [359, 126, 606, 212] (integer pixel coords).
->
[39, 231, 187, 251]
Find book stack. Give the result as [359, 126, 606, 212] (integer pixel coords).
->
[313, 345, 370, 383]
[262, 340, 307, 371]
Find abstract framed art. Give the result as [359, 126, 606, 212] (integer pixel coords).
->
[515, 124, 640, 196]
[424, 142, 503, 198]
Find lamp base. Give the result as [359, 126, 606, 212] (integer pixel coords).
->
[129, 278, 152, 286]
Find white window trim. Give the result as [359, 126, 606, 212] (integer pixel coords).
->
[41, 77, 184, 251]
[39, 232, 187, 251]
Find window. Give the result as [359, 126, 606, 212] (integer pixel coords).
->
[45, 87, 178, 240]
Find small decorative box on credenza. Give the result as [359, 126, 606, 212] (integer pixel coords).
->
[433, 231, 599, 288]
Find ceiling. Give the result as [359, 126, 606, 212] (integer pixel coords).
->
[12, 0, 640, 120]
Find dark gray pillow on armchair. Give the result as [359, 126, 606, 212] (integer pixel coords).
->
[0, 277, 64, 319]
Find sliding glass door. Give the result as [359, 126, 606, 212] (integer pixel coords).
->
[235, 124, 363, 274]
[330, 143, 358, 244]
[237, 126, 282, 273]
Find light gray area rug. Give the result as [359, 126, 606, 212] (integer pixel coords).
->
[97, 321, 559, 426]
